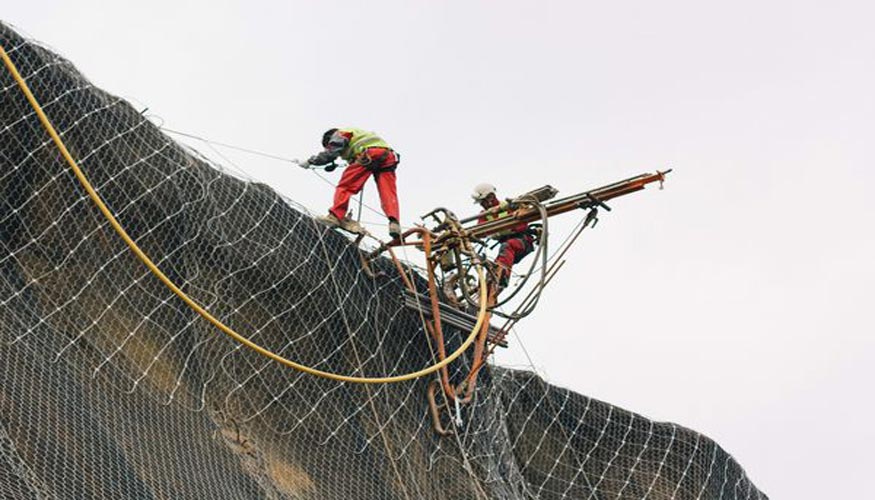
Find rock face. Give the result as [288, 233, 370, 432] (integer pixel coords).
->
[0, 22, 766, 499]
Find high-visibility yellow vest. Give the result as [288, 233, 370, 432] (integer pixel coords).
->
[484, 201, 512, 222]
[338, 128, 390, 161]
[483, 201, 521, 238]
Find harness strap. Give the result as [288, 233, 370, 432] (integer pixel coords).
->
[497, 231, 536, 244]
[359, 147, 399, 173]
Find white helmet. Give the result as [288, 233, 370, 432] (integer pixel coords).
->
[471, 183, 497, 203]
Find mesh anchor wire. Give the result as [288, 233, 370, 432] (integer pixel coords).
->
[0, 43, 490, 385]
[453, 396, 463, 428]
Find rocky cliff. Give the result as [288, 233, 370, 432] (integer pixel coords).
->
[0, 22, 766, 499]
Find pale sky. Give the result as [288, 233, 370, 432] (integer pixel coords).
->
[5, 2, 874, 498]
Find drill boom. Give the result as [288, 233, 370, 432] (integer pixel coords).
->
[461, 170, 670, 242]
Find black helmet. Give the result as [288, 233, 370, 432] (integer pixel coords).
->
[322, 128, 339, 147]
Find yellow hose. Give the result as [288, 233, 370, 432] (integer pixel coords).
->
[0, 44, 487, 384]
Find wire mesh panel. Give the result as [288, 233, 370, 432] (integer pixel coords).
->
[0, 22, 766, 499]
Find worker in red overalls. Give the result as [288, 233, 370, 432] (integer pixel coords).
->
[472, 183, 537, 290]
[302, 127, 401, 240]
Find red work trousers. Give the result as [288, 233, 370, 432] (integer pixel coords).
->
[496, 234, 535, 276]
[329, 148, 399, 221]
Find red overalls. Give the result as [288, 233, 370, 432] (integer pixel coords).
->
[495, 234, 535, 272]
[478, 203, 535, 283]
[330, 147, 399, 221]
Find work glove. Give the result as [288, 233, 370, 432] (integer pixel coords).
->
[307, 155, 338, 172]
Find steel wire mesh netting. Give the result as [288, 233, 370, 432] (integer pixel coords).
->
[0, 22, 766, 500]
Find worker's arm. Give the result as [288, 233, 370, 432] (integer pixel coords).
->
[308, 131, 350, 166]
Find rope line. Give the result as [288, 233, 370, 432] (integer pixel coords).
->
[1, 44, 488, 385]
[161, 126, 391, 223]
[161, 126, 296, 164]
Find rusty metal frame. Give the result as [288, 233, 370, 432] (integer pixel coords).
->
[371, 171, 671, 435]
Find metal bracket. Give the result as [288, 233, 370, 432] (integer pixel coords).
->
[584, 207, 600, 229]
[580, 194, 612, 212]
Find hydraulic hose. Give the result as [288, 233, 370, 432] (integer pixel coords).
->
[1, 44, 488, 385]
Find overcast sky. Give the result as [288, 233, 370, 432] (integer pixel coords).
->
[5, 2, 874, 498]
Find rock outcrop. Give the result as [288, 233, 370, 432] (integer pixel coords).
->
[0, 22, 766, 499]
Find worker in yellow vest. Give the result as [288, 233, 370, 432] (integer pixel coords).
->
[301, 128, 401, 240]
[472, 183, 537, 289]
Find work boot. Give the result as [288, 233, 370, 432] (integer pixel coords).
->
[388, 219, 402, 241]
[340, 217, 364, 234]
[498, 267, 511, 288]
[316, 212, 342, 228]
[492, 265, 511, 296]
